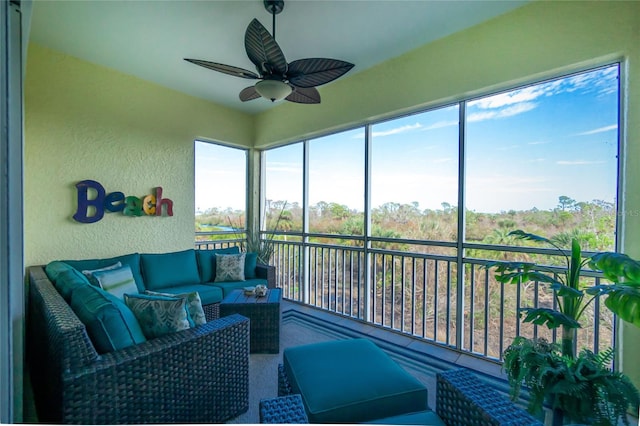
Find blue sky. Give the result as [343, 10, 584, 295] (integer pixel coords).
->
[198, 64, 619, 214]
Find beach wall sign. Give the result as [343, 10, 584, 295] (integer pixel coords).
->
[73, 179, 174, 223]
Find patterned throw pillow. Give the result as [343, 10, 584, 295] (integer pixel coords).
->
[91, 264, 139, 300]
[214, 253, 246, 283]
[82, 262, 122, 286]
[124, 293, 190, 339]
[145, 290, 206, 326]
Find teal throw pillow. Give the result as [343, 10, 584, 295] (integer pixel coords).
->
[244, 252, 258, 279]
[214, 253, 246, 283]
[145, 290, 206, 326]
[63, 253, 145, 292]
[196, 246, 241, 282]
[92, 264, 139, 300]
[124, 293, 190, 339]
[81, 262, 122, 286]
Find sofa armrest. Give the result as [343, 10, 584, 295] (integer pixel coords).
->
[61, 314, 250, 424]
[436, 369, 542, 426]
[256, 263, 276, 288]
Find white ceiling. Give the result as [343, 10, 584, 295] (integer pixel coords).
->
[29, 0, 528, 115]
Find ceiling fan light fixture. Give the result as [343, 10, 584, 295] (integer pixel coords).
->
[255, 79, 292, 102]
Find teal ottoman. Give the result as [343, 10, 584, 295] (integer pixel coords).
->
[282, 338, 430, 423]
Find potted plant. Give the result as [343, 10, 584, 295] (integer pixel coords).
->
[489, 230, 640, 426]
[230, 202, 288, 265]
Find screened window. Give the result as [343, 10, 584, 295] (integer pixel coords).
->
[194, 141, 247, 235]
[308, 129, 365, 234]
[371, 105, 459, 241]
[264, 143, 303, 232]
[465, 65, 619, 253]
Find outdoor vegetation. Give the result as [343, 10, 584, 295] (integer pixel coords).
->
[196, 195, 615, 256]
[196, 195, 617, 360]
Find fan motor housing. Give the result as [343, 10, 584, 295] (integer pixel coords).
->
[264, 0, 284, 15]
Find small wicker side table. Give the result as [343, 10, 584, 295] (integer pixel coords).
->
[220, 288, 282, 353]
[259, 394, 308, 424]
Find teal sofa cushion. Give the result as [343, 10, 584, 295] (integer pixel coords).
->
[63, 253, 145, 292]
[244, 252, 258, 279]
[45, 261, 93, 301]
[44, 260, 74, 284]
[69, 283, 147, 353]
[214, 278, 268, 298]
[283, 338, 429, 423]
[196, 246, 240, 283]
[141, 249, 200, 290]
[155, 284, 224, 306]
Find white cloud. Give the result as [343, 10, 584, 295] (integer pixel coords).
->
[576, 124, 618, 136]
[372, 123, 422, 137]
[422, 120, 458, 130]
[465, 66, 618, 124]
[467, 102, 537, 122]
[556, 160, 606, 165]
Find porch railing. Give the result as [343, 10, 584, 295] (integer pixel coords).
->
[269, 237, 614, 362]
[195, 235, 615, 363]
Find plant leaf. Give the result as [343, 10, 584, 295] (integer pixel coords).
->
[590, 252, 640, 283]
[569, 238, 582, 288]
[550, 282, 583, 298]
[603, 287, 640, 328]
[508, 230, 553, 245]
[520, 308, 582, 329]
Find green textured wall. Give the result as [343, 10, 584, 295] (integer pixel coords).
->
[254, 1, 640, 387]
[24, 43, 253, 266]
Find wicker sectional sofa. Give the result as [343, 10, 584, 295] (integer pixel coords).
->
[27, 247, 274, 424]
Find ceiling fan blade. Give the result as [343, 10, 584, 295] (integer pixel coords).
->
[184, 58, 259, 79]
[288, 58, 354, 88]
[286, 86, 321, 104]
[244, 19, 288, 76]
[239, 86, 261, 102]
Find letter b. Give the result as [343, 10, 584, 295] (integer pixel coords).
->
[73, 180, 106, 223]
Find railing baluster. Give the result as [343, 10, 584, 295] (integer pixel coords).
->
[434, 260, 439, 343]
[483, 266, 489, 357]
[469, 263, 475, 353]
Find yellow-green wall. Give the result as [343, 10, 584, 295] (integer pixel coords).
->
[24, 43, 254, 266]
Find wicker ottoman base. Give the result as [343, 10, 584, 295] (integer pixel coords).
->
[260, 394, 308, 423]
[220, 288, 281, 353]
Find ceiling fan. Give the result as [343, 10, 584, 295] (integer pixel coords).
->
[184, 0, 354, 104]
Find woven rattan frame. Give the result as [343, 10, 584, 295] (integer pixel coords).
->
[436, 369, 543, 426]
[203, 301, 220, 321]
[27, 265, 250, 424]
[260, 394, 309, 423]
